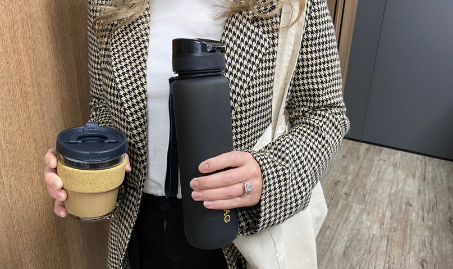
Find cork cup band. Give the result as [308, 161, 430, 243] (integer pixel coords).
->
[57, 158, 127, 193]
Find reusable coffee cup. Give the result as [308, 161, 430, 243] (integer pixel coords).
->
[56, 122, 127, 222]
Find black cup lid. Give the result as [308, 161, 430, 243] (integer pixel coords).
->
[56, 122, 127, 162]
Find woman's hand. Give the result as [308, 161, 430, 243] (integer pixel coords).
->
[43, 148, 131, 217]
[190, 151, 263, 209]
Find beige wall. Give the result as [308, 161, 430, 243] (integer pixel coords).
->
[0, 1, 109, 268]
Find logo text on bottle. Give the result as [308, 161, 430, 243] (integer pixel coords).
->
[224, 209, 231, 223]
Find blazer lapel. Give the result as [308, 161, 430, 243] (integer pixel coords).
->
[110, 4, 150, 187]
[221, 7, 281, 150]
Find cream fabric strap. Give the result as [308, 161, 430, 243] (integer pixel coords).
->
[248, 0, 307, 151]
[233, 1, 328, 268]
[271, 0, 307, 140]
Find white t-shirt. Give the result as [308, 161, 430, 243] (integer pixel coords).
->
[144, 0, 227, 196]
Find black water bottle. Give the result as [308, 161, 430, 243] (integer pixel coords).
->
[170, 38, 238, 249]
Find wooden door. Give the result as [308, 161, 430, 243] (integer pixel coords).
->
[327, 0, 359, 92]
[0, 1, 109, 268]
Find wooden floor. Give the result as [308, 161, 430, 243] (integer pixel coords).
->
[316, 139, 453, 269]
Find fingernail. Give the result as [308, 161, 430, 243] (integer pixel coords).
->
[192, 191, 202, 199]
[204, 201, 214, 208]
[190, 180, 199, 188]
[58, 192, 65, 200]
[200, 163, 208, 172]
[60, 211, 66, 217]
[51, 179, 59, 189]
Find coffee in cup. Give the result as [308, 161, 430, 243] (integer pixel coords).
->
[56, 122, 127, 222]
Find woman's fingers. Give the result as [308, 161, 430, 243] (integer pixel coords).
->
[202, 191, 261, 209]
[125, 153, 131, 172]
[43, 165, 63, 189]
[44, 148, 67, 217]
[47, 184, 67, 202]
[203, 197, 243, 209]
[191, 183, 261, 209]
[203, 197, 255, 209]
[54, 200, 67, 217]
[191, 167, 245, 190]
[45, 148, 58, 169]
[192, 151, 263, 209]
[198, 151, 247, 174]
[191, 182, 244, 201]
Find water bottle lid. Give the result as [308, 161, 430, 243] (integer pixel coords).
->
[173, 38, 225, 55]
[56, 122, 127, 162]
[172, 38, 226, 74]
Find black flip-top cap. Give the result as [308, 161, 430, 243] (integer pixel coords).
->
[56, 122, 127, 162]
[172, 38, 226, 74]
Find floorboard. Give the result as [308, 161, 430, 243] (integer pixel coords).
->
[317, 139, 453, 269]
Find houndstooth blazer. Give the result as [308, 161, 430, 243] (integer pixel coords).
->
[87, 0, 350, 268]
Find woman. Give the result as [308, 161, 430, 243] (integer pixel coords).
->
[44, 0, 349, 268]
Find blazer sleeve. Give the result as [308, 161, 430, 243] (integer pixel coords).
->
[238, 0, 350, 235]
[87, 2, 112, 126]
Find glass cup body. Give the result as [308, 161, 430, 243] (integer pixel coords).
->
[57, 154, 126, 222]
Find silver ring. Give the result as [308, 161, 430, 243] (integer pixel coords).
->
[242, 181, 253, 197]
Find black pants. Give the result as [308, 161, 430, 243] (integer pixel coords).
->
[128, 193, 228, 269]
